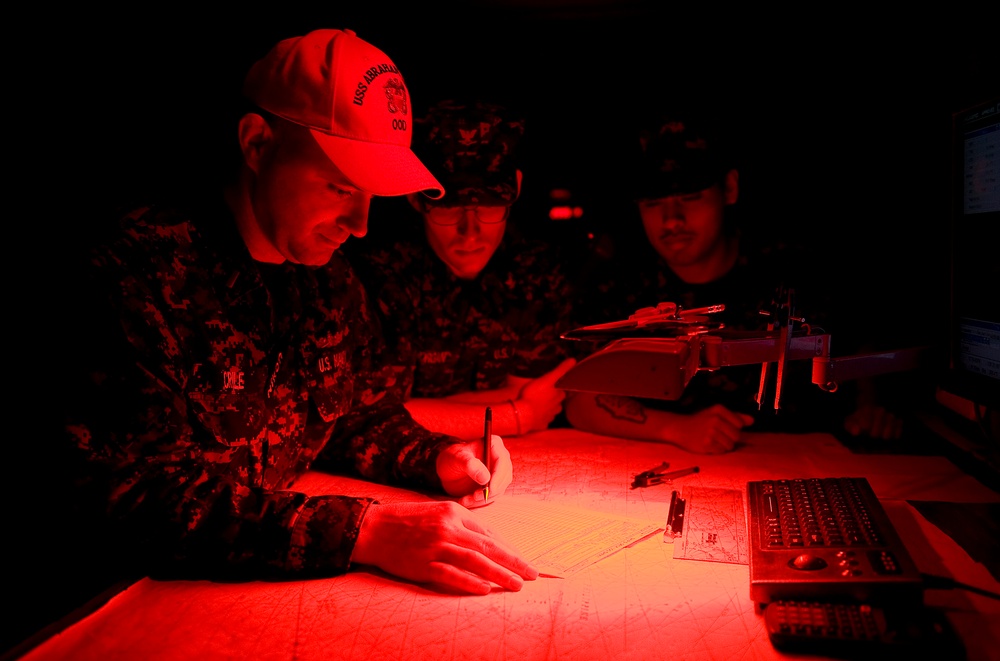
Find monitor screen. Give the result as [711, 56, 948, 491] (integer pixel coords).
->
[940, 96, 1000, 410]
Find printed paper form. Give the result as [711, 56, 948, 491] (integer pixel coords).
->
[475, 496, 662, 577]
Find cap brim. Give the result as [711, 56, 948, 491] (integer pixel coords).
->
[632, 170, 721, 201]
[310, 130, 445, 199]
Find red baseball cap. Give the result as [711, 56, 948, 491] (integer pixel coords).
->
[243, 29, 444, 199]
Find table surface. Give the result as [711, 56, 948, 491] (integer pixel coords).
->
[16, 429, 1000, 661]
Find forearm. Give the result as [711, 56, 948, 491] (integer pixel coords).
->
[67, 412, 376, 579]
[436, 382, 524, 404]
[406, 396, 524, 440]
[564, 392, 677, 443]
[332, 392, 453, 478]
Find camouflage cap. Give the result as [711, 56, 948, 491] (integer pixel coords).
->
[631, 113, 734, 201]
[414, 99, 525, 207]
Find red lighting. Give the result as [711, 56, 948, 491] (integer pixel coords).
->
[548, 206, 584, 221]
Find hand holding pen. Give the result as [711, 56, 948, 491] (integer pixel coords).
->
[435, 407, 510, 509]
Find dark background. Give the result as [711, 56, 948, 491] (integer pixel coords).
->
[10, 2, 996, 656]
[49, 4, 996, 328]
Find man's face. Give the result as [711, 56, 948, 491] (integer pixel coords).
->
[422, 206, 508, 279]
[252, 120, 371, 266]
[637, 183, 729, 270]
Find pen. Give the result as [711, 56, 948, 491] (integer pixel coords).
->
[483, 406, 492, 502]
[631, 464, 700, 488]
[659, 466, 699, 481]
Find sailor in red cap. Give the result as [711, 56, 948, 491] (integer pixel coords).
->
[63, 29, 538, 599]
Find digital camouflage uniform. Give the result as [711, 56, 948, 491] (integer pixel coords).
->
[354, 234, 576, 399]
[63, 198, 460, 581]
[348, 99, 576, 399]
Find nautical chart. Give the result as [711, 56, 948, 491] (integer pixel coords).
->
[671, 486, 749, 565]
[27, 430, 791, 661]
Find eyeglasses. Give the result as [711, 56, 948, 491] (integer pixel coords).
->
[422, 205, 511, 226]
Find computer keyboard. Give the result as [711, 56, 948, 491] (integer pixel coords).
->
[762, 598, 963, 655]
[747, 477, 923, 605]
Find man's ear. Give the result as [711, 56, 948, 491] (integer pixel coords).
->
[723, 168, 739, 205]
[515, 169, 523, 198]
[237, 113, 273, 173]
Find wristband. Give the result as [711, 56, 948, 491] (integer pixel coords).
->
[508, 399, 522, 436]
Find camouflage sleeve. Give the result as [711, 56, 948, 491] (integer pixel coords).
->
[314, 272, 459, 489]
[63, 227, 375, 580]
[510, 242, 577, 376]
[319, 392, 458, 490]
